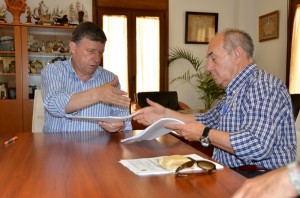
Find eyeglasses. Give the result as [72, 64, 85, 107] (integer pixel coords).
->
[175, 157, 216, 177]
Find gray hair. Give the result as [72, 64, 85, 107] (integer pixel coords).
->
[221, 28, 254, 58]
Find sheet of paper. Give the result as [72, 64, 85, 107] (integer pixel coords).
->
[119, 154, 223, 176]
[121, 118, 184, 143]
[66, 112, 139, 123]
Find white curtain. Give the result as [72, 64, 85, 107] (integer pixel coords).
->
[102, 15, 160, 93]
[136, 17, 160, 92]
[289, 4, 300, 94]
[103, 15, 128, 92]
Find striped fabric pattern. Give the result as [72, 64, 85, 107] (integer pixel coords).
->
[196, 64, 296, 170]
[41, 58, 132, 132]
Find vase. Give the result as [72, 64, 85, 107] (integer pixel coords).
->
[4, 0, 27, 24]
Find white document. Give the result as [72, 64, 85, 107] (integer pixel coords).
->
[121, 118, 184, 143]
[66, 112, 139, 123]
[119, 154, 223, 176]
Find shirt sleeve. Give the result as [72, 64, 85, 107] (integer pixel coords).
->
[230, 82, 296, 163]
[41, 61, 72, 117]
[195, 99, 224, 128]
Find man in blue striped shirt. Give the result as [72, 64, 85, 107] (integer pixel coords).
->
[41, 22, 132, 132]
[133, 29, 296, 178]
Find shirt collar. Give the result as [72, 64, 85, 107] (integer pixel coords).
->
[68, 56, 102, 81]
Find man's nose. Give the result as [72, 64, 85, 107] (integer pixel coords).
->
[206, 60, 213, 71]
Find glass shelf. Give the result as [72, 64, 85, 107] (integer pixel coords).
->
[0, 25, 16, 100]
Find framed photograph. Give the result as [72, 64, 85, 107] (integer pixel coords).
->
[185, 12, 218, 44]
[259, 10, 279, 42]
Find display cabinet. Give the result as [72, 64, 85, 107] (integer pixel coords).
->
[0, 24, 22, 133]
[21, 25, 73, 132]
[0, 24, 73, 133]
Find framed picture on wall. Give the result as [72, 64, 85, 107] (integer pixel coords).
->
[185, 12, 218, 44]
[259, 10, 279, 42]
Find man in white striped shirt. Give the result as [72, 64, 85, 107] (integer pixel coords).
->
[41, 22, 132, 132]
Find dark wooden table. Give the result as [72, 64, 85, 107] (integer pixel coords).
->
[0, 131, 245, 198]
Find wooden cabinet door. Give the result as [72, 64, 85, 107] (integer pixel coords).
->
[0, 25, 23, 133]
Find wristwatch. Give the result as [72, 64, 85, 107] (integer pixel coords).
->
[200, 127, 211, 147]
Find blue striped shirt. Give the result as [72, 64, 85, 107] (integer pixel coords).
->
[41, 58, 132, 132]
[196, 64, 296, 169]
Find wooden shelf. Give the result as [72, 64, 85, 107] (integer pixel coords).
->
[0, 24, 72, 133]
[0, 72, 16, 76]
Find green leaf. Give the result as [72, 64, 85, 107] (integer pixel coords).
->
[168, 47, 225, 110]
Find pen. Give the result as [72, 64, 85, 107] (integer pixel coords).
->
[4, 136, 18, 145]
[222, 104, 227, 114]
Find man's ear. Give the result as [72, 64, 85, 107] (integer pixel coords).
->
[69, 41, 76, 54]
[233, 47, 244, 63]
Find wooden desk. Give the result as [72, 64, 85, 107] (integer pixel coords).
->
[0, 131, 245, 198]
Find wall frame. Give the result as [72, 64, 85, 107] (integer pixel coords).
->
[259, 10, 279, 42]
[185, 12, 218, 44]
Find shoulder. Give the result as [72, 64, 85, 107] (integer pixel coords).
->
[247, 67, 290, 102]
[42, 60, 70, 75]
[96, 66, 116, 80]
[252, 68, 286, 92]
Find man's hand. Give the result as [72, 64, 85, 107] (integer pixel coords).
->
[99, 121, 124, 133]
[133, 98, 166, 126]
[65, 76, 130, 113]
[165, 121, 205, 141]
[232, 165, 298, 198]
[97, 76, 130, 107]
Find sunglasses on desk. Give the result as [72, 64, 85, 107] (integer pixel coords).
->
[175, 157, 216, 177]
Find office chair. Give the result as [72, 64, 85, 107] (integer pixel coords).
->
[130, 91, 191, 130]
[291, 94, 300, 160]
[32, 89, 45, 132]
[136, 91, 186, 110]
[137, 91, 179, 110]
[291, 94, 300, 120]
[295, 111, 300, 161]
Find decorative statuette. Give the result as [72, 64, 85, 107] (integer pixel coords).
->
[25, 6, 32, 24]
[0, 4, 7, 23]
[4, 0, 27, 24]
[32, 1, 53, 25]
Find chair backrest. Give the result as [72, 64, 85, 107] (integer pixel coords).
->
[32, 89, 45, 132]
[291, 94, 300, 120]
[137, 91, 179, 110]
[295, 111, 300, 161]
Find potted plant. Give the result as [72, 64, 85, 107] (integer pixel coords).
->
[168, 47, 225, 111]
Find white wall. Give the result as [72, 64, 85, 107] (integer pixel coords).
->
[254, 0, 288, 83]
[169, 0, 288, 109]
[169, 0, 236, 109]
[0, 0, 289, 109]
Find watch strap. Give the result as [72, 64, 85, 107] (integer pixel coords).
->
[202, 127, 211, 138]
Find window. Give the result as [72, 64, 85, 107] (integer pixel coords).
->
[136, 16, 160, 92]
[289, 4, 300, 93]
[287, 0, 300, 93]
[103, 15, 128, 91]
[97, 8, 168, 99]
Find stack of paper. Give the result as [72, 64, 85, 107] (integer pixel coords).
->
[66, 112, 139, 123]
[121, 118, 184, 143]
[119, 154, 223, 176]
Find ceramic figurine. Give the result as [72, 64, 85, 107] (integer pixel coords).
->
[25, 6, 32, 23]
[0, 4, 7, 23]
[32, 1, 52, 25]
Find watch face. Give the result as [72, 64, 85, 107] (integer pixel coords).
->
[201, 137, 210, 147]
